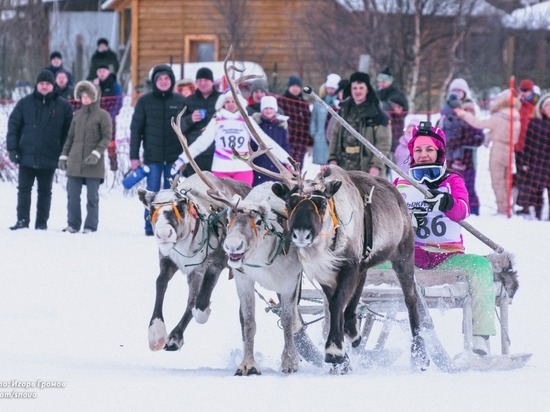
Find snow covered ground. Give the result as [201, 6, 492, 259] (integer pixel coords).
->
[0, 170, 549, 411]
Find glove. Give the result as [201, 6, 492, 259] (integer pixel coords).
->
[425, 189, 454, 212]
[58, 155, 68, 171]
[410, 208, 428, 229]
[171, 157, 186, 176]
[84, 150, 100, 166]
[8, 151, 19, 164]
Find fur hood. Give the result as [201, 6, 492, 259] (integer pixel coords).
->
[251, 112, 289, 129]
[74, 80, 100, 102]
[536, 92, 550, 119]
[490, 90, 521, 114]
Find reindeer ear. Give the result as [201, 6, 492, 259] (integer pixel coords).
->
[272, 182, 289, 199]
[138, 189, 156, 209]
[324, 180, 342, 198]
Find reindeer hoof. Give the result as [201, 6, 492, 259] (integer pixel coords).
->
[329, 354, 351, 375]
[148, 318, 168, 351]
[411, 335, 430, 371]
[351, 336, 362, 348]
[235, 367, 261, 376]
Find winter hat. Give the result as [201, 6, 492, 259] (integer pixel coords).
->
[349, 71, 371, 85]
[250, 78, 269, 94]
[215, 90, 247, 111]
[408, 124, 447, 166]
[519, 79, 534, 91]
[97, 38, 109, 47]
[377, 67, 393, 84]
[196, 67, 214, 82]
[287, 75, 302, 88]
[260, 95, 278, 112]
[536, 93, 550, 119]
[36, 70, 55, 86]
[448, 78, 470, 95]
[49, 51, 62, 60]
[325, 73, 341, 90]
[97, 64, 110, 71]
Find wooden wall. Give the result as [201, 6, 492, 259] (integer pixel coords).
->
[129, 0, 322, 93]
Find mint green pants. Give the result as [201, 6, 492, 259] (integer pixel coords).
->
[377, 254, 496, 336]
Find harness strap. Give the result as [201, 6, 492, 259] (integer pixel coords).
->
[362, 186, 375, 259]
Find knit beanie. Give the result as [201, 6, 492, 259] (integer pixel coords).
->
[349, 71, 371, 85]
[97, 38, 109, 47]
[377, 67, 393, 84]
[196, 67, 214, 82]
[325, 73, 341, 89]
[250, 78, 269, 94]
[260, 95, 278, 112]
[215, 90, 247, 111]
[519, 79, 534, 91]
[287, 75, 302, 88]
[49, 51, 62, 60]
[36, 70, 55, 86]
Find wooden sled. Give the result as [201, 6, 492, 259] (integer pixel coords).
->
[293, 268, 532, 372]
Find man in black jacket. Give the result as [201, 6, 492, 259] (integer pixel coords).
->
[7, 70, 73, 230]
[129, 64, 186, 235]
[177, 67, 221, 176]
[87, 38, 120, 82]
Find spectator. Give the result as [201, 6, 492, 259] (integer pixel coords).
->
[309, 73, 340, 165]
[95, 64, 123, 171]
[175, 78, 195, 97]
[277, 75, 312, 167]
[178, 67, 221, 176]
[58, 81, 111, 234]
[246, 78, 269, 116]
[44, 51, 74, 86]
[171, 90, 290, 186]
[6, 70, 73, 230]
[516, 93, 550, 220]
[130, 64, 186, 236]
[377, 67, 409, 151]
[250, 95, 291, 186]
[328, 71, 391, 176]
[437, 78, 484, 215]
[393, 117, 418, 176]
[393, 122, 496, 355]
[455, 90, 521, 216]
[514, 78, 540, 215]
[55, 69, 74, 100]
[87, 38, 120, 82]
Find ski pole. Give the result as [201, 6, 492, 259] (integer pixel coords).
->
[302, 86, 505, 254]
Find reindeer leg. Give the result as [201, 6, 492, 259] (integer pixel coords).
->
[344, 271, 367, 347]
[192, 254, 225, 324]
[279, 278, 301, 374]
[393, 258, 430, 370]
[233, 273, 260, 376]
[164, 266, 204, 351]
[149, 257, 178, 351]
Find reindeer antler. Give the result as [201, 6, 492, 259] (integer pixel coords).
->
[170, 108, 235, 207]
[223, 45, 300, 189]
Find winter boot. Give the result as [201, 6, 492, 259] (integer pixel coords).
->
[473, 335, 490, 356]
[10, 219, 29, 230]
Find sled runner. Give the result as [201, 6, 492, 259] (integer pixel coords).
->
[266, 268, 531, 372]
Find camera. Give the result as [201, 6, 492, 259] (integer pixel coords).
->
[418, 121, 432, 133]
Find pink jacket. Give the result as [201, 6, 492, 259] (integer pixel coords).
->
[395, 173, 469, 269]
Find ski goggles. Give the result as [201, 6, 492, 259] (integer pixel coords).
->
[409, 164, 446, 183]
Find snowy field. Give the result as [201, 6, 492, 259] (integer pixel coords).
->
[0, 157, 549, 411]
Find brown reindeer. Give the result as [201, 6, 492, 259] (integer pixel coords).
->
[222, 47, 429, 373]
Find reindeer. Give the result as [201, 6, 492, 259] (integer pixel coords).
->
[171, 99, 322, 374]
[221, 48, 429, 373]
[138, 113, 250, 353]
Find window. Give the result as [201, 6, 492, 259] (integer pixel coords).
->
[184, 35, 219, 62]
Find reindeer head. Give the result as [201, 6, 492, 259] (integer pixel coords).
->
[138, 188, 199, 256]
[272, 179, 341, 248]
